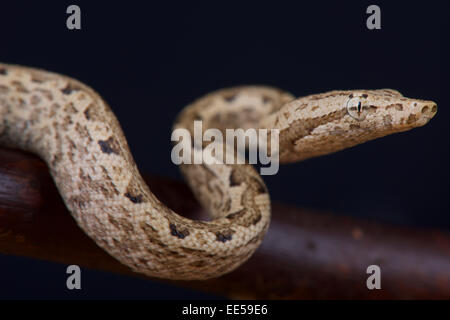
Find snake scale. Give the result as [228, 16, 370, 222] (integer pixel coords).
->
[0, 63, 437, 280]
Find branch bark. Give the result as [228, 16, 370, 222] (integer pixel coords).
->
[0, 148, 449, 299]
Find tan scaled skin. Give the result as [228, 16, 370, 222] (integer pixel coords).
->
[0, 63, 437, 280]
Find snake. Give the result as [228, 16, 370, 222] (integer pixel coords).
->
[0, 63, 437, 280]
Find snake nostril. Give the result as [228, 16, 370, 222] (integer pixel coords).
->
[421, 106, 429, 114]
[431, 104, 437, 114]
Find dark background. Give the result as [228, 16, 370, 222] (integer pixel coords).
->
[0, 1, 448, 299]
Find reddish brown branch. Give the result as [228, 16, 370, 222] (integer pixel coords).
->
[0, 148, 449, 299]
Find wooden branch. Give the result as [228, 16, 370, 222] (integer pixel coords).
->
[0, 148, 449, 299]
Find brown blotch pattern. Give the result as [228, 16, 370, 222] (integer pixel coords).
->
[226, 208, 247, 220]
[31, 77, 44, 83]
[383, 115, 393, 127]
[50, 152, 64, 167]
[226, 207, 261, 228]
[0, 85, 9, 93]
[140, 221, 168, 248]
[67, 194, 91, 212]
[280, 108, 348, 151]
[181, 247, 206, 255]
[251, 213, 262, 225]
[11, 81, 29, 93]
[49, 103, 61, 117]
[93, 166, 120, 197]
[407, 113, 417, 124]
[12, 97, 27, 110]
[108, 215, 134, 234]
[98, 137, 120, 155]
[62, 115, 74, 130]
[169, 223, 190, 239]
[223, 93, 237, 103]
[65, 137, 78, 163]
[124, 178, 148, 204]
[216, 231, 233, 242]
[249, 176, 267, 194]
[75, 123, 93, 142]
[84, 104, 94, 120]
[125, 192, 143, 204]
[64, 102, 78, 114]
[30, 95, 41, 105]
[29, 107, 43, 124]
[364, 105, 378, 114]
[386, 103, 403, 111]
[295, 103, 308, 112]
[61, 82, 81, 95]
[229, 169, 244, 187]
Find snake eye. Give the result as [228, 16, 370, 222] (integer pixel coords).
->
[347, 97, 368, 121]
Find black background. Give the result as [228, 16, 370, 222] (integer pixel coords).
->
[0, 1, 448, 299]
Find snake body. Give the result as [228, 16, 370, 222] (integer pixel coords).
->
[0, 63, 437, 280]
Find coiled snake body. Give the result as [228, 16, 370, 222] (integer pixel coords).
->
[0, 63, 437, 280]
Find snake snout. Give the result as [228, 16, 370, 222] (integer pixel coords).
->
[417, 101, 437, 122]
[422, 102, 437, 119]
[407, 100, 437, 128]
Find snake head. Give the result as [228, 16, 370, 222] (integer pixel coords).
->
[346, 89, 437, 131]
[276, 89, 437, 163]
